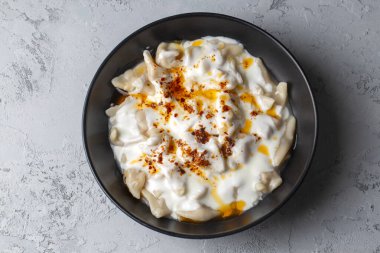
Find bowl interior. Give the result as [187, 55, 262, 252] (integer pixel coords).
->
[83, 13, 317, 238]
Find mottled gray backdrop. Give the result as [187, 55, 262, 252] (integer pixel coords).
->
[0, 0, 379, 252]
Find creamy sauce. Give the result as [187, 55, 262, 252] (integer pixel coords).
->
[107, 36, 296, 222]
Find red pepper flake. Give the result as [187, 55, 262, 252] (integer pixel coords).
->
[183, 103, 194, 113]
[219, 81, 228, 89]
[205, 113, 214, 119]
[253, 133, 262, 142]
[177, 140, 211, 168]
[148, 102, 157, 109]
[157, 152, 163, 164]
[189, 150, 210, 167]
[222, 105, 231, 112]
[192, 126, 211, 144]
[161, 68, 191, 103]
[177, 167, 186, 175]
[144, 156, 159, 174]
[164, 102, 175, 121]
[165, 103, 174, 113]
[221, 137, 235, 158]
[250, 111, 258, 117]
[168, 138, 177, 154]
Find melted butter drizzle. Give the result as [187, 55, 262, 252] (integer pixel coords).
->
[240, 119, 252, 134]
[242, 57, 254, 69]
[267, 106, 279, 119]
[211, 182, 246, 218]
[258, 144, 269, 156]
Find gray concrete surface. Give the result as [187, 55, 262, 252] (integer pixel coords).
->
[1, 0, 380, 252]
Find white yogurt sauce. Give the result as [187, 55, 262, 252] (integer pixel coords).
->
[107, 36, 296, 222]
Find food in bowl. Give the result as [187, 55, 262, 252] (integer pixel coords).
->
[106, 36, 296, 222]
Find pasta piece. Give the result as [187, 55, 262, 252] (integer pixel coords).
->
[143, 51, 165, 82]
[145, 128, 163, 146]
[232, 136, 254, 164]
[173, 184, 186, 196]
[123, 169, 146, 199]
[261, 171, 282, 192]
[141, 189, 170, 218]
[176, 206, 219, 222]
[256, 58, 276, 87]
[120, 153, 127, 164]
[250, 85, 264, 96]
[255, 182, 266, 192]
[111, 62, 149, 94]
[257, 171, 282, 193]
[155, 42, 183, 68]
[270, 176, 283, 191]
[105, 105, 120, 117]
[143, 50, 174, 96]
[109, 126, 146, 146]
[222, 43, 244, 57]
[135, 110, 148, 136]
[275, 82, 288, 106]
[109, 127, 123, 146]
[257, 95, 275, 111]
[251, 114, 277, 140]
[272, 116, 296, 166]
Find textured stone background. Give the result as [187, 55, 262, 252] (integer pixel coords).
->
[1, 0, 380, 252]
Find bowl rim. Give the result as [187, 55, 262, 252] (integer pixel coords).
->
[82, 12, 318, 239]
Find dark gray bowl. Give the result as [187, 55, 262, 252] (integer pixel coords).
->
[82, 13, 317, 238]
